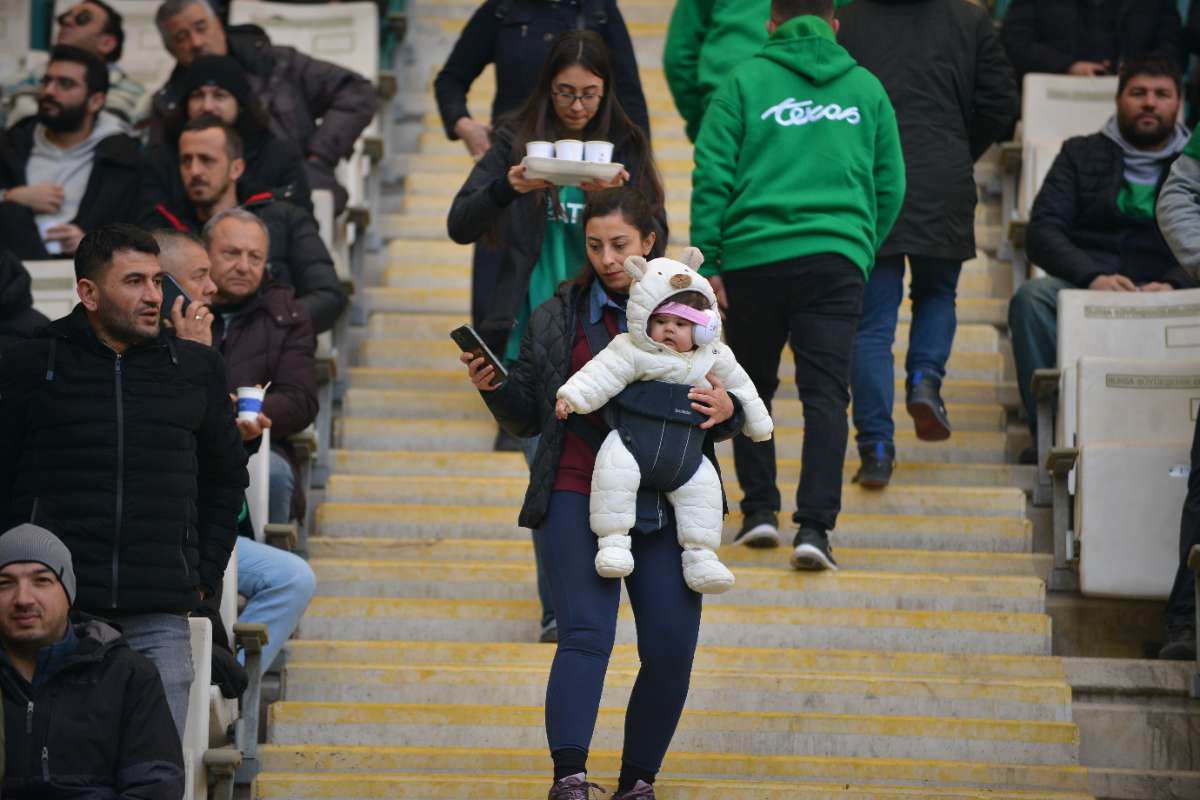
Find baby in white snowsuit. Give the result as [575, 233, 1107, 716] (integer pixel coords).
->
[554, 248, 773, 593]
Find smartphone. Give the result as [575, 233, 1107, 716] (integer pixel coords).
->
[450, 324, 509, 384]
[160, 273, 192, 320]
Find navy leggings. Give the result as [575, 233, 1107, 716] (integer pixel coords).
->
[534, 490, 702, 776]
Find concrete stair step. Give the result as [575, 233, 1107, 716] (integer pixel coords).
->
[257, 744, 1092, 796]
[282, 658, 1069, 721]
[253, 770, 1092, 799]
[342, 388, 1009, 432]
[328, 449, 1038, 491]
[336, 418, 1013, 463]
[307, 558, 1046, 614]
[360, 286, 1010, 325]
[265, 701, 1077, 764]
[314, 503, 1031, 552]
[295, 596, 1051, 654]
[307, 538, 1054, 579]
[346, 368, 1022, 408]
[366, 313, 1003, 353]
[357, 337, 1005, 380]
[324, 474, 1028, 519]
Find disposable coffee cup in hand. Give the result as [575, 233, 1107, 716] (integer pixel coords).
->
[526, 141, 554, 158]
[584, 141, 614, 163]
[236, 386, 266, 421]
[554, 139, 584, 161]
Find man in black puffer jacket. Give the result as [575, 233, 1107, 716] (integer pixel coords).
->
[1009, 56, 1194, 448]
[0, 524, 185, 799]
[1001, 0, 1183, 82]
[0, 224, 248, 740]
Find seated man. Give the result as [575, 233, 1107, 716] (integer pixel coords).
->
[0, 46, 142, 259]
[1001, 0, 1183, 81]
[2, 1, 147, 128]
[0, 250, 49, 348]
[141, 55, 312, 219]
[152, 0, 378, 212]
[0, 523, 185, 798]
[154, 228, 316, 674]
[1008, 55, 1193, 453]
[142, 115, 346, 334]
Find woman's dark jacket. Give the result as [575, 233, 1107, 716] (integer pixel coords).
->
[139, 132, 313, 220]
[1026, 132, 1193, 288]
[0, 307, 249, 614]
[0, 249, 47, 347]
[0, 620, 184, 799]
[837, 0, 1018, 261]
[482, 279, 743, 529]
[1001, 0, 1183, 80]
[434, 0, 651, 139]
[447, 125, 666, 349]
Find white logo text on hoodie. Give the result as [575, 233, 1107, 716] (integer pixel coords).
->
[761, 98, 861, 127]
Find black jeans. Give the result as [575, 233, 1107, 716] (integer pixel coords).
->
[1166, 413, 1200, 629]
[723, 254, 866, 531]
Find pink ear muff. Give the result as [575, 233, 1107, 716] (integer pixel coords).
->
[657, 302, 719, 346]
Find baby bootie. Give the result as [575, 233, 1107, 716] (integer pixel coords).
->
[595, 534, 634, 578]
[681, 549, 734, 594]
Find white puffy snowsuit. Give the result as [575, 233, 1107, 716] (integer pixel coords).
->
[556, 249, 774, 593]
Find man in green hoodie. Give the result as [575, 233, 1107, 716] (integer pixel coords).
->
[690, 0, 905, 570]
[664, 0, 855, 142]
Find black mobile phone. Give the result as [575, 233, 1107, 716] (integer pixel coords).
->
[160, 273, 192, 319]
[450, 324, 509, 383]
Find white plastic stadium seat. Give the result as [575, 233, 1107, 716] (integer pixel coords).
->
[245, 427, 271, 542]
[1071, 356, 1200, 598]
[228, 0, 379, 84]
[24, 258, 79, 320]
[184, 617, 214, 800]
[0, 0, 34, 78]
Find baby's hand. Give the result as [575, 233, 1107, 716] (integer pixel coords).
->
[555, 398, 572, 419]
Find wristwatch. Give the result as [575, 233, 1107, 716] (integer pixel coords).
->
[0, 189, 7, 203]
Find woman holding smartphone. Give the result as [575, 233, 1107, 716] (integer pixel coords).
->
[448, 29, 665, 642]
[460, 188, 740, 800]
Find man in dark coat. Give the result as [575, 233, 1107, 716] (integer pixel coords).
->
[0, 524, 185, 799]
[1009, 55, 1192, 448]
[0, 250, 49, 348]
[0, 224, 249, 739]
[141, 115, 347, 334]
[1001, 0, 1183, 81]
[838, 0, 1019, 487]
[151, 0, 378, 213]
[0, 46, 142, 260]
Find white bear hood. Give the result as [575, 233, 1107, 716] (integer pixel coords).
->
[624, 247, 719, 354]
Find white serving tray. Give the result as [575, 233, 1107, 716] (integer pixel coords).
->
[521, 156, 624, 186]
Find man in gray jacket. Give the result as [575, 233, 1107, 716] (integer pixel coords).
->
[151, 0, 378, 213]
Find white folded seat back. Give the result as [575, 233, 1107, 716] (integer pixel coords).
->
[183, 617, 213, 800]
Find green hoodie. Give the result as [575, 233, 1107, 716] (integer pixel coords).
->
[664, 0, 857, 142]
[690, 15, 905, 279]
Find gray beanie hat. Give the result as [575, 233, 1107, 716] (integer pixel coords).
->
[0, 524, 76, 605]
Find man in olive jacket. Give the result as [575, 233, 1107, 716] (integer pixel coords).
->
[0, 224, 248, 739]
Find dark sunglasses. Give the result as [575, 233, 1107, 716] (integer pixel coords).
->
[56, 8, 94, 27]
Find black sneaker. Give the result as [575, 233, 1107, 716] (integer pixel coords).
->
[791, 527, 838, 571]
[853, 443, 895, 489]
[906, 370, 951, 442]
[1158, 626, 1197, 660]
[733, 510, 781, 548]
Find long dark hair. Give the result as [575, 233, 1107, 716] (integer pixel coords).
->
[505, 30, 664, 214]
[574, 186, 664, 289]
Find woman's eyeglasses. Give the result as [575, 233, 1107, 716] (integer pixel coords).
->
[553, 91, 603, 109]
[57, 9, 94, 28]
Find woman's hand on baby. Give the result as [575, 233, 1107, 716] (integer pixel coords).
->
[461, 351, 501, 391]
[555, 398, 572, 419]
[691, 374, 735, 429]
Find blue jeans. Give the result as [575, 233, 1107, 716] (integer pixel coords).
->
[268, 449, 296, 524]
[852, 254, 963, 448]
[105, 612, 193, 742]
[237, 537, 317, 674]
[1007, 276, 1072, 435]
[534, 491, 701, 777]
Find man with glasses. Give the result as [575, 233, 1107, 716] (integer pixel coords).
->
[2, 1, 146, 129]
[0, 46, 142, 259]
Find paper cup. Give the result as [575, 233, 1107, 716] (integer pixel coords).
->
[584, 141, 614, 163]
[554, 139, 584, 161]
[526, 140, 554, 158]
[237, 386, 266, 421]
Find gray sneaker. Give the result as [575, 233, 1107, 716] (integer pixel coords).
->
[548, 773, 605, 800]
[613, 780, 657, 799]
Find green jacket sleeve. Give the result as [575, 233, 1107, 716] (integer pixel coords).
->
[690, 79, 744, 274]
[871, 94, 906, 252]
[664, 0, 716, 143]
